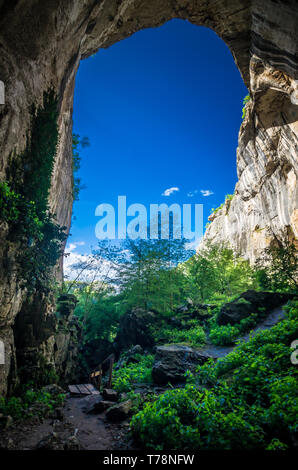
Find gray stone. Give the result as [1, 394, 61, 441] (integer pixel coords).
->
[217, 291, 295, 326]
[102, 388, 118, 402]
[87, 400, 115, 414]
[106, 400, 133, 422]
[152, 345, 211, 385]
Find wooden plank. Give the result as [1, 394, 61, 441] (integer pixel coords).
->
[84, 383, 100, 395]
[68, 385, 81, 395]
[84, 383, 97, 393]
[77, 384, 91, 395]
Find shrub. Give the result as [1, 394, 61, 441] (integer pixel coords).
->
[242, 94, 250, 119]
[0, 386, 65, 425]
[131, 384, 264, 450]
[209, 324, 240, 346]
[209, 313, 259, 346]
[154, 325, 206, 346]
[131, 301, 298, 450]
[113, 354, 154, 392]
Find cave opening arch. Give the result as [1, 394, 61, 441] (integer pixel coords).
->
[68, 18, 248, 264]
[0, 0, 297, 396]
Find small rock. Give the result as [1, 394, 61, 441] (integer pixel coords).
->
[80, 395, 103, 413]
[106, 400, 132, 422]
[102, 388, 118, 402]
[87, 400, 115, 414]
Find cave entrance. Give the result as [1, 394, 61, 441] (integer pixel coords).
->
[65, 19, 247, 276]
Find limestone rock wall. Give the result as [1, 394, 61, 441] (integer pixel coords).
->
[0, 0, 297, 395]
[203, 56, 298, 260]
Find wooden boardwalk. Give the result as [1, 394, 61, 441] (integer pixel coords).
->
[68, 383, 100, 396]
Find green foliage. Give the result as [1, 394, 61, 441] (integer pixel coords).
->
[209, 312, 262, 346]
[131, 301, 298, 450]
[242, 94, 250, 119]
[209, 323, 241, 346]
[0, 385, 65, 425]
[92, 236, 194, 315]
[113, 354, 154, 392]
[210, 194, 234, 218]
[184, 242, 256, 303]
[22, 91, 59, 212]
[132, 383, 265, 450]
[74, 285, 120, 340]
[266, 438, 288, 450]
[72, 133, 89, 201]
[0, 91, 66, 291]
[152, 325, 206, 347]
[256, 240, 298, 292]
[122, 390, 156, 414]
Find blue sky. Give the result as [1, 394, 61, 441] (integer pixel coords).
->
[68, 19, 247, 256]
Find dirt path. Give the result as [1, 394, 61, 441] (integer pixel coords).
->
[0, 395, 133, 450]
[203, 306, 285, 358]
[63, 396, 132, 450]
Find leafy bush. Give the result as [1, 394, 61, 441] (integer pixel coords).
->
[210, 194, 234, 218]
[209, 324, 240, 346]
[156, 325, 206, 346]
[131, 384, 264, 450]
[0, 386, 65, 425]
[255, 241, 298, 292]
[1, 91, 67, 291]
[184, 242, 256, 303]
[209, 313, 259, 346]
[113, 354, 154, 392]
[131, 301, 298, 450]
[242, 94, 250, 119]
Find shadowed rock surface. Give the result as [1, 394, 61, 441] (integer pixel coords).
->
[217, 290, 295, 325]
[152, 344, 212, 385]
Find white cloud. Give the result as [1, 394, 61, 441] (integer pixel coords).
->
[162, 187, 180, 197]
[66, 241, 85, 253]
[200, 189, 214, 197]
[64, 242, 119, 283]
[187, 189, 198, 198]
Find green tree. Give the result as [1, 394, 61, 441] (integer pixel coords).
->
[184, 242, 255, 303]
[255, 239, 298, 292]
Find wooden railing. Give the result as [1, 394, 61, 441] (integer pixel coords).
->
[90, 353, 115, 390]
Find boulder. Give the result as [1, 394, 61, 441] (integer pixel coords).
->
[175, 302, 215, 321]
[102, 388, 118, 402]
[114, 308, 156, 353]
[116, 345, 144, 369]
[152, 345, 211, 385]
[87, 400, 115, 414]
[106, 400, 133, 422]
[80, 395, 103, 414]
[217, 291, 294, 326]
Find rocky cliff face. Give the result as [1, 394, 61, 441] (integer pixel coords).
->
[0, 0, 297, 395]
[203, 55, 298, 260]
